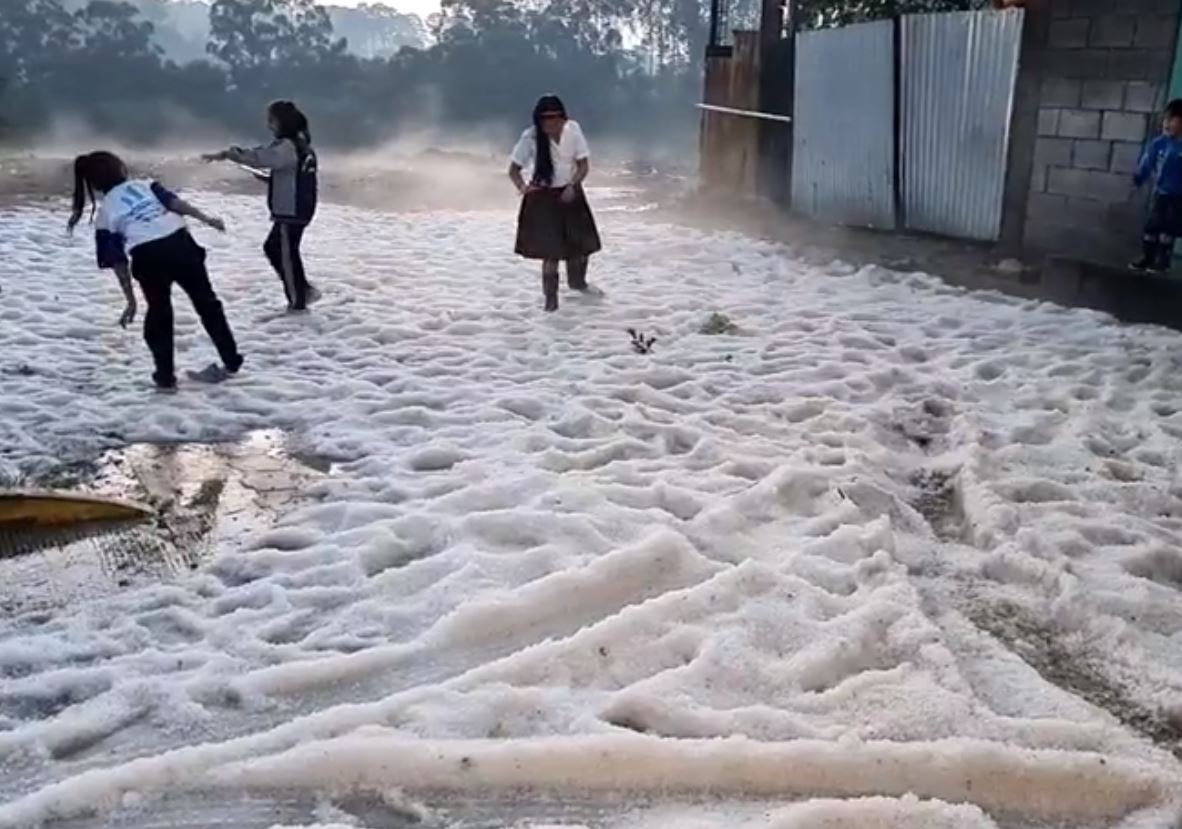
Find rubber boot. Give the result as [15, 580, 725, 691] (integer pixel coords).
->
[567, 257, 589, 291]
[1130, 237, 1159, 272]
[543, 271, 559, 312]
[1153, 236, 1175, 273]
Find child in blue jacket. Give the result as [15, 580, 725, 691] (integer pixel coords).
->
[1132, 99, 1182, 272]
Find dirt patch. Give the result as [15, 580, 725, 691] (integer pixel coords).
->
[969, 600, 1182, 760]
[911, 468, 968, 543]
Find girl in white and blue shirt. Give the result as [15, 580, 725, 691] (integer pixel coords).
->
[68, 151, 243, 391]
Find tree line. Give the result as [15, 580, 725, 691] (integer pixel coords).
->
[0, 0, 988, 151]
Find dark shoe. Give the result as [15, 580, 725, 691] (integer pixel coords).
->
[1129, 257, 1152, 272]
[153, 372, 177, 392]
[544, 294, 559, 312]
[186, 363, 233, 384]
[306, 285, 323, 306]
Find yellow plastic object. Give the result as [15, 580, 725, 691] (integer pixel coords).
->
[0, 490, 152, 529]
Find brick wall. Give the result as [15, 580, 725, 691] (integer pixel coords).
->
[1018, 0, 1179, 261]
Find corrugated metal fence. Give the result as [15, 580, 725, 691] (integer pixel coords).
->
[792, 20, 896, 229]
[902, 11, 1024, 240]
[789, 8, 1024, 242]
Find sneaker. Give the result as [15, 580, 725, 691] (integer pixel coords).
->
[1129, 258, 1152, 272]
[154, 383, 179, 395]
[544, 295, 559, 313]
[186, 363, 233, 384]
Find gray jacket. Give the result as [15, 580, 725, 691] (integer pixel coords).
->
[228, 137, 318, 224]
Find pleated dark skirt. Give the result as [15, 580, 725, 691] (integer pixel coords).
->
[515, 187, 602, 261]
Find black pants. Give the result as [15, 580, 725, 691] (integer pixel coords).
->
[131, 230, 242, 387]
[263, 222, 310, 309]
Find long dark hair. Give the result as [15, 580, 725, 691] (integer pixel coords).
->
[69, 151, 127, 228]
[531, 94, 566, 187]
[268, 99, 311, 146]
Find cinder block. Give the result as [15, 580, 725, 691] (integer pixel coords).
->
[1027, 192, 1068, 222]
[1073, 139, 1112, 170]
[1109, 50, 1172, 82]
[1070, 0, 1110, 17]
[1039, 108, 1062, 136]
[1111, 141, 1147, 175]
[1064, 196, 1109, 224]
[1048, 167, 1136, 202]
[1058, 108, 1102, 138]
[1125, 82, 1162, 113]
[1134, 16, 1177, 49]
[1036, 137, 1074, 167]
[1090, 15, 1136, 48]
[1043, 49, 1111, 80]
[1050, 17, 1090, 48]
[1081, 80, 1124, 110]
[1101, 111, 1148, 142]
[1043, 77, 1082, 108]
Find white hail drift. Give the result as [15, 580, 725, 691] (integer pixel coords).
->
[0, 194, 1181, 828]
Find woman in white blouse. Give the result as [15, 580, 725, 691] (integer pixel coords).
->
[508, 95, 602, 312]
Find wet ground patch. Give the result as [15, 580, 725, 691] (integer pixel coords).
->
[0, 430, 327, 618]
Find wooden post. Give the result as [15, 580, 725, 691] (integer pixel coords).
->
[756, 0, 793, 204]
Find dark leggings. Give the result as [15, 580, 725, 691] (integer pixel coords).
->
[263, 222, 310, 309]
[131, 231, 241, 387]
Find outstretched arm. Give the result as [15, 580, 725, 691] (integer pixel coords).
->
[152, 183, 225, 232]
[167, 196, 226, 232]
[208, 141, 297, 171]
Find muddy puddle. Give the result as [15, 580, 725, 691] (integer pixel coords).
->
[0, 430, 328, 618]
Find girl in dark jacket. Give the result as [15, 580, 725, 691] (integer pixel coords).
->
[205, 100, 320, 312]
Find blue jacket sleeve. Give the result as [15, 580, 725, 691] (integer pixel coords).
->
[150, 181, 179, 211]
[1134, 137, 1162, 187]
[95, 229, 128, 269]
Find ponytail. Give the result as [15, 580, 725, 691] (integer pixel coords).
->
[66, 151, 128, 230]
[268, 100, 311, 144]
[69, 155, 93, 230]
[530, 94, 567, 187]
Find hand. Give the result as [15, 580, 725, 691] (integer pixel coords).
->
[205, 215, 226, 232]
[119, 299, 137, 329]
[560, 185, 577, 204]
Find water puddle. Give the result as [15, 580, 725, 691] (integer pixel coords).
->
[0, 430, 327, 618]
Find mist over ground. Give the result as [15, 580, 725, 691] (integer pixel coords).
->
[1, 0, 705, 160]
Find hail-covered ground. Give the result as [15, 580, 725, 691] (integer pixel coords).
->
[1, 187, 1182, 829]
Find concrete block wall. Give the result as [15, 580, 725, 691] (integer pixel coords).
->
[1018, 0, 1180, 262]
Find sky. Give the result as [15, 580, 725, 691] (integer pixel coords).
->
[331, 0, 442, 18]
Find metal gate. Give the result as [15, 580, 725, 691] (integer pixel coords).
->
[792, 20, 896, 229]
[901, 10, 1024, 240]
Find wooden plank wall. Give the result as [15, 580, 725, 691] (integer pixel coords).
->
[699, 31, 762, 199]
